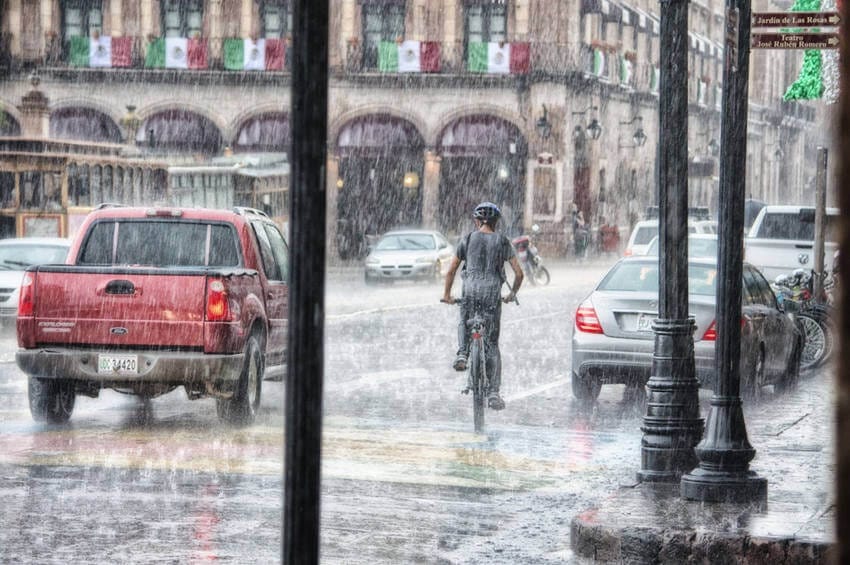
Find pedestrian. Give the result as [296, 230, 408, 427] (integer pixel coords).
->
[441, 202, 524, 410]
[598, 216, 621, 255]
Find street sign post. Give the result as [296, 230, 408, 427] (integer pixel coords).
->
[752, 11, 840, 27]
[751, 32, 839, 49]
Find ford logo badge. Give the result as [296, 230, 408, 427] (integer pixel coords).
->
[798, 253, 810, 265]
[110, 327, 128, 335]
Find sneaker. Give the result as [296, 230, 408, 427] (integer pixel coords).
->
[453, 354, 467, 372]
[487, 393, 505, 411]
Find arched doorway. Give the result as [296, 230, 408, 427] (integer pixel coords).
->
[136, 110, 222, 154]
[336, 115, 425, 259]
[437, 116, 527, 239]
[233, 112, 290, 152]
[0, 112, 21, 136]
[50, 107, 121, 143]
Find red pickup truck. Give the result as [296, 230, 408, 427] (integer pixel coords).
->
[16, 206, 289, 425]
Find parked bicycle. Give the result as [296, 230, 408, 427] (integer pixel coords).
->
[772, 268, 835, 370]
[442, 293, 517, 433]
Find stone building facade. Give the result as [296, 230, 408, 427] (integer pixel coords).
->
[0, 0, 823, 254]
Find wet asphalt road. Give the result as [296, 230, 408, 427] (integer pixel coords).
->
[0, 257, 833, 564]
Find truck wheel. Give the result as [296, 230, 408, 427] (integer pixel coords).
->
[28, 377, 75, 423]
[217, 334, 264, 425]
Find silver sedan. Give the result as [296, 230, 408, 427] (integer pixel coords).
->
[570, 257, 803, 403]
[364, 229, 454, 285]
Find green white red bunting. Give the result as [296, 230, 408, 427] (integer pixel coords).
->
[223, 38, 285, 71]
[592, 49, 606, 77]
[467, 42, 530, 74]
[378, 41, 441, 72]
[69, 36, 132, 68]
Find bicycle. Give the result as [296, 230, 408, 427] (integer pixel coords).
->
[442, 293, 517, 433]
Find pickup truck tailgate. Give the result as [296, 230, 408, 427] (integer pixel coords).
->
[31, 269, 207, 347]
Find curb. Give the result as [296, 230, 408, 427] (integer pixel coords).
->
[570, 484, 835, 564]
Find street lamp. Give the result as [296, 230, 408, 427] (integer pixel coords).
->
[618, 116, 647, 148]
[536, 105, 553, 140]
[572, 105, 603, 141]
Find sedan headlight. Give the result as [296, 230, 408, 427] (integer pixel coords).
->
[366, 257, 380, 265]
[415, 256, 434, 264]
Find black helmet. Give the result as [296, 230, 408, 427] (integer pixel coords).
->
[473, 202, 501, 223]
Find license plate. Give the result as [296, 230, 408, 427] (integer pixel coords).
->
[637, 314, 654, 332]
[98, 354, 138, 375]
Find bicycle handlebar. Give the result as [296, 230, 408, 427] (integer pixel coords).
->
[441, 295, 519, 306]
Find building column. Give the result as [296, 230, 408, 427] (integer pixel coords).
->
[9, 0, 21, 56]
[241, 0, 254, 37]
[141, 1, 153, 38]
[422, 149, 441, 229]
[326, 154, 340, 259]
[40, 0, 53, 50]
[18, 81, 49, 138]
[443, 0, 458, 68]
[110, 0, 123, 36]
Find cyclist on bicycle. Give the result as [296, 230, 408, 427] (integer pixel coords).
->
[441, 201, 524, 410]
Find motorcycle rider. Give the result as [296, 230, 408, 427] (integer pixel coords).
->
[441, 202, 524, 410]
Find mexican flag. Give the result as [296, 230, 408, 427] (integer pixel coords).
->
[467, 42, 530, 74]
[145, 37, 208, 69]
[378, 40, 440, 72]
[592, 49, 606, 77]
[619, 57, 632, 85]
[783, 0, 839, 102]
[223, 38, 285, 71]
[69, 36, 132, 68]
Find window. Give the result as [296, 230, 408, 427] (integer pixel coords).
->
[465, 1, 507, 46]
[62, 0, 103, 41]
[261, 0, 292, 39]
[362, 1, 406, 69]
[252, 221, 289, 281]
[162, 0, 203, 38]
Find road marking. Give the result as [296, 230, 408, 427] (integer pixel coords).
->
[325, 368, 430, 394]
[328, 303, 435, 321]
[504, 376, 570, 402]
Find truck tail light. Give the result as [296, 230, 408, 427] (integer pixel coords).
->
[575, 301, 604, 334]
[18, 273, 34, 317]
[206, 279, 231, 322]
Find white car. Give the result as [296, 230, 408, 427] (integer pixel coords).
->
[0, 237, 71, 323]
[623, 220, 710, 256]
[364, 229, 454, 285]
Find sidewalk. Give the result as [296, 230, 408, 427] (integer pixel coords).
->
[570, 370, 835, 563]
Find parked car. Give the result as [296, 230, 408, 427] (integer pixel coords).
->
[622, 220, 710, 256]
[16, 206, 288, 425]
[571, 256, 802, 403]
[364, 229, 454, 285]
[645, 233, 718, 258]
[0, 237, 71, 325]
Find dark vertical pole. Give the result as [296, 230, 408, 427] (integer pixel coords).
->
[638, 0, 704, 483]
[284, 0, 329, 563]
[681, 0, 766, 502]
[813, 147, 827, 302]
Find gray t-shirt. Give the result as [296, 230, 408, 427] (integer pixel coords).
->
[456, 230, 515, 288]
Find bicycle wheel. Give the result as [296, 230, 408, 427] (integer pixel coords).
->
[797, 313, 827, 370]
[469, 338, 486, 433]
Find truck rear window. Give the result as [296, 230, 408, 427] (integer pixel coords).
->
[78, 221, 240, 267]
[757, 212, 837, 241]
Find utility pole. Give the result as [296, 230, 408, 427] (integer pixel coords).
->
[681, 0, 767, 503]
[637, 0, 704, 483]
[284, 0, 329, 563]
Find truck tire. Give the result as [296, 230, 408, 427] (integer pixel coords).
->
[217, 334, 264, 425]
[28, 377, 75, 423]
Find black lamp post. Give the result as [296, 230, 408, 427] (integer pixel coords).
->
[619, 116, 647, 148]
[637, 0, 704, 483]
[572, 105, 603, 141]
[681, 0, 767, 503]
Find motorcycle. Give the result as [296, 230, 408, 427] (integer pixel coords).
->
[512, 224, 551, 286]
[772, 268, 835, 370]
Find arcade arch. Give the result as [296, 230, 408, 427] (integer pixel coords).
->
[50, 107, 122, 143]
[136, 109, 223, 154]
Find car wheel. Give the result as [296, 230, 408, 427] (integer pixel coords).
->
[28, 377, 75, 423]
[364, 272, 378, 286]
[776, 334, 802, 394]
[217, 334, 264, 425]
[431, 261, 442, 285]
[742, 346, 765, 401]
[571, 372, 601, 403]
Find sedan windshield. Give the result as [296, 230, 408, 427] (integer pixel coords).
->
[598, 262, 718, 296]
[375, 234, 435, 251]
[0, 244, 68, 269]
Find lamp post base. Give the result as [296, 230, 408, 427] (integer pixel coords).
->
[681, 467, 767, 504]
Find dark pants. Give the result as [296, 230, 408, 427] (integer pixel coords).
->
[457, 286, 502, 395]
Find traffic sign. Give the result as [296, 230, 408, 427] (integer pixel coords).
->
[752, 11, 840, 27]
[751, 32, 839, 49]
